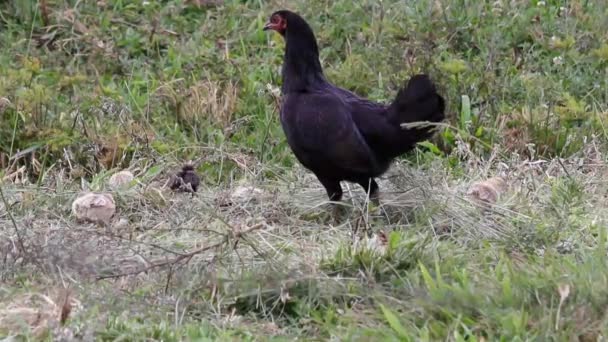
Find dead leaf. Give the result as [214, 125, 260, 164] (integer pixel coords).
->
[558, 283, 570, 301]
[555, 283, 571, 330]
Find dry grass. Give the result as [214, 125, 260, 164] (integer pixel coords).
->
[0, 288, 79, 339]
[156, 79, 240, 133]
[1, 137, 607, 338]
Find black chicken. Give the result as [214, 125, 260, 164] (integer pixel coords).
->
[264, 10, 445, 204]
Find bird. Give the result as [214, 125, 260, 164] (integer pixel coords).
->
[263, 10, 445, 205]
[170, 163, 200, 193]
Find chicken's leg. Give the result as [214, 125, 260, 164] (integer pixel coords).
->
[356, 177, 380, 206]
[319, 177, 343, 202]
[317, 177, 345, 222]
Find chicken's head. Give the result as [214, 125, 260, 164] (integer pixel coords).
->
[263, 10, 289, 36]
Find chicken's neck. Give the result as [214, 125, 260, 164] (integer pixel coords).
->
[281, 30, 326, 93]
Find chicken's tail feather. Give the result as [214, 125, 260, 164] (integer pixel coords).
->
[387, 74, 445, 145]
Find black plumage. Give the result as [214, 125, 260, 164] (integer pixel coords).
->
[170, 164, 200, 193]
[264, 10, 445, 203]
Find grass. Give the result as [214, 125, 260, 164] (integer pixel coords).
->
[1, 0, 608, 340]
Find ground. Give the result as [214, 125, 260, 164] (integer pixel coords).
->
[1, 0, 608, 340]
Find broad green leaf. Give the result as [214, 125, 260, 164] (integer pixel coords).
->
[419, 262, 436, 292]
[460, 95, 471, 129]
[379, 304, 410, 340]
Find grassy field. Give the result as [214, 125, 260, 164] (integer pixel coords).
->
[1, 0, 608, 340]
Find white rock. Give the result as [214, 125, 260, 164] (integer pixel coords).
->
[113, 217, 129, 230]
[230, 186, 264, 203]
[72, 193, 116, 224]
[467, 177, 507, 205]
[108, 170, 134, 189]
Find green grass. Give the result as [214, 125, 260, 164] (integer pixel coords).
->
[1, 0, 608, 340]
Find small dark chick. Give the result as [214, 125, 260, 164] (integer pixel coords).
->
[170, 164, 200, 193]
[263, 10, 446, 205]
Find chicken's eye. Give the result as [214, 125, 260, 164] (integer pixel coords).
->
[272, 15, 286, 29]
[263, 13, 287, 33]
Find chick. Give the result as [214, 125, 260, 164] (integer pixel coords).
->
[170, 163, 200, 193]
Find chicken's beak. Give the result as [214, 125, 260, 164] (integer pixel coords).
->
[263, 21, 273, 31]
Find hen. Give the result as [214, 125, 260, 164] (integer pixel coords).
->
[264, 10, 445, 204]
